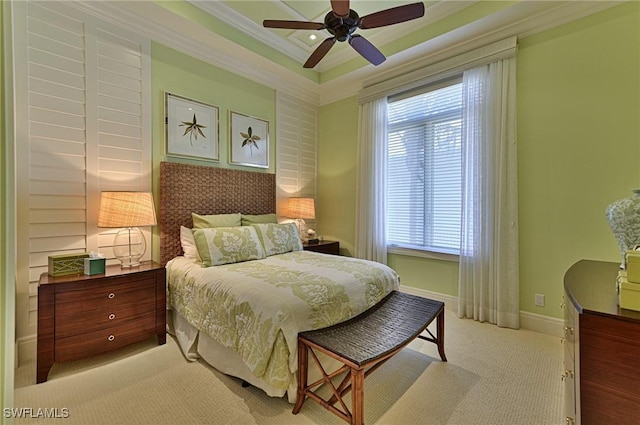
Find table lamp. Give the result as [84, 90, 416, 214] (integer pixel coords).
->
[97, 191, 157, 268]
[288, 197, 315, 242]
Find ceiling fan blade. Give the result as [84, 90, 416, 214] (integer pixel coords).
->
[330, 0, 350, 17]
[263, 20, 325, 30]
[304, 38, 336, 68]
[358, 2, 425, 29]
[349, 35, 385, 66]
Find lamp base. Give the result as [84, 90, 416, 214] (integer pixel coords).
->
[113, 227, 146, 268]
[118, 258, 141, 268]
[295, 218, 309, 243]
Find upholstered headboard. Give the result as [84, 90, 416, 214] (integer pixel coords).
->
[159, 161, 276, 264]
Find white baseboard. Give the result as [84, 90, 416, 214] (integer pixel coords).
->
[16, 334, 36, 367]
[399, 285, 563, 337]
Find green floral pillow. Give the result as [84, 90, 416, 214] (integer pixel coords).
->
[253, 223, 303, 257]
[192, 212, 241, 229]
[192, 226, 265, 267]
[241, 213, 277, 226]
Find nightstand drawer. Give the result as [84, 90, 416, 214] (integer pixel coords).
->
[55, 281, 155, 319]
[55, 292, 156, 338]
[54, 275, 156, 305]
[55, 314, 156, 362]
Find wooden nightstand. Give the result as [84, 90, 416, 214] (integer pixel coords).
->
[37, 261, 166, 383]
[303, 240, 340, 255]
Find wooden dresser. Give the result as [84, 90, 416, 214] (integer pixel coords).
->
[37, 261, 166, 383]
[563, 260, 640, 425]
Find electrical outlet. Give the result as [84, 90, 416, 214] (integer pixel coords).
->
[535, 293, 545, 307]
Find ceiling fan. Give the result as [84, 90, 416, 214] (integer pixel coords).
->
[263, 0, 425, 69]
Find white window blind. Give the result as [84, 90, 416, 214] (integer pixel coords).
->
[387, 79, 463, 254]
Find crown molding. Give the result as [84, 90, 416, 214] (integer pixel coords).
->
[318, 0, 624, 105]
[316, 0, 478, 72]
[67, 0, 623, 107]
[67, 0, 321, 103]
[188, 0, 311, 64]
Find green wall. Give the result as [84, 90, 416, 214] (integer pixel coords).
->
[317, 97, 359, 255]
[517, 2, 639, 317]
[1, 1, 15, 419]
[318, 1, 640, 319]
[149, 42, 276, 261]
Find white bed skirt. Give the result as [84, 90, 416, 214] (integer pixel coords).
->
[168, 309, 298, 403]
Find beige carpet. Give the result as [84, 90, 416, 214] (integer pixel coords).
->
[13, 310, 563, 425]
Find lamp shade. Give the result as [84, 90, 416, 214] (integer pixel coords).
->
[288, 197, 316, 220]
[97, 192, 157, 228]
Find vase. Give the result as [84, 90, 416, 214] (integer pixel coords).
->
[605, 189, 640, 267]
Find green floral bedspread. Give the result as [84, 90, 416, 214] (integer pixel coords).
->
[166, 251, 400, 390]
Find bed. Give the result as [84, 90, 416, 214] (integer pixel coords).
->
[159, 161, 400, 402]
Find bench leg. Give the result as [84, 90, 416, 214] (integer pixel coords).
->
[351, 368, 365, 425]
[437, 308, 447, 362]
[292, 339, 308, 414]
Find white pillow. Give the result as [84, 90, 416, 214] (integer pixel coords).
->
[192, 226, 266, 267]
[180, 226, 199, 260]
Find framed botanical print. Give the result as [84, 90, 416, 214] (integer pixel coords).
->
[165, 92, 219, 161]
[229, 111, 269, 168]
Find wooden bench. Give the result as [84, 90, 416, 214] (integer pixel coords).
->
[292, 290, 447, 425]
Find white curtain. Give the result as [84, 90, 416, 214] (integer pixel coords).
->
[457, 58, 520, 329]
[354, 97, 388, 264]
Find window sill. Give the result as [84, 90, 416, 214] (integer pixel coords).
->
[387, 245, 459, 262]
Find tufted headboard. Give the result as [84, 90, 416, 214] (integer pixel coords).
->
[159, 161, 276, 264]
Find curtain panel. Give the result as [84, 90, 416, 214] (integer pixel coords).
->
[354, 39, 519, 330]
[354, 98, 388, 264]
[457, 58, 520, 329]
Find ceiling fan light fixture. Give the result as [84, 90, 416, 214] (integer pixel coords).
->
[263, 1, 426, 68]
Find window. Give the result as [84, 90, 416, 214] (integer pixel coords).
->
[387, 79, 463, 255]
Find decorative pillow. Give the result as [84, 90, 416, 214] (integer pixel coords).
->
[180, 226, 199, 260]
[252, 223, 303, 257]
[241, 213, 277, 226]
[192, 226, 265, 267]
[192, 212, 241, 229]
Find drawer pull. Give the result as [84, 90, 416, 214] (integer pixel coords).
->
[108, 334, 115, 342]
[564, 326, 574, 336]
[108, 313, 116, 320]
[108, 293, 115, 299]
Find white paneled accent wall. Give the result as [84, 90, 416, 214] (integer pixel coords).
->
[12, 1, 151, 349]
[275, 92, 318, 224]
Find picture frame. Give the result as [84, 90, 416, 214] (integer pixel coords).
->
[229, 111, 269, 168]
[165, 92, 219, 161]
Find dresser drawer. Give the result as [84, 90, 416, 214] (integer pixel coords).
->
[55, 314, 156, 362]
[55, 288, 156, 338]
[55, 274, 156, 306]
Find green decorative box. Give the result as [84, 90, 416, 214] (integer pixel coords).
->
[48, 253, 90, 277]
[84, 258, 106, 276]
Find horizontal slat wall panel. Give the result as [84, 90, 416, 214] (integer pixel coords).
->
[30, 195, 86, 210]
[15, 1, 151, 333]
[276, 92, 318, 219]
[28, 78, 85, 102]
[88, 24, 150, 263]
[30, 210, 86, 224]
[25, 2, 88, 327]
